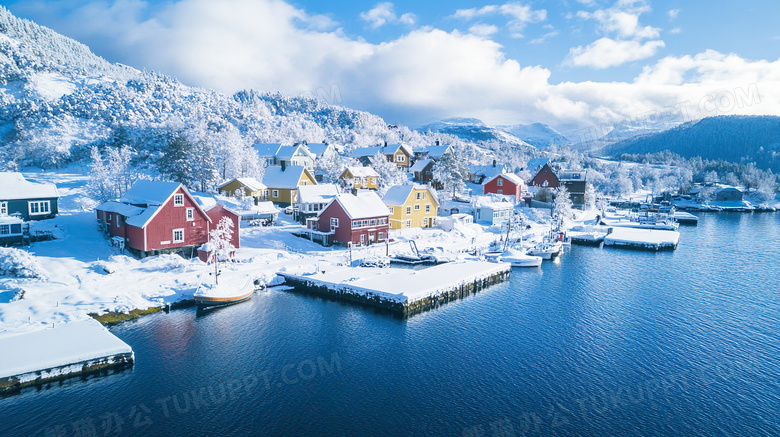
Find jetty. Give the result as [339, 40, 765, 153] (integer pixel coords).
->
[279, 260, 511, 317]
[0, 319, 134, 394]
[603, 227, 679, 251]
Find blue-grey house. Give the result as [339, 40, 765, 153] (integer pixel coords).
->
[0, 172, 59, 221]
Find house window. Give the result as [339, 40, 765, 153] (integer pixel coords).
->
[0, 224, 9, 235]
[29, 201, 50, 215]
[186, 208, 194, 221]
[302, 181, 308, 186]
[422, 193, 427, 200]
[330, 217, 339, 229]
[497, 189, 503, 195]
[406, 206, 411, 215]
[174, 194, 184, 206]
[397, 155, 405, 162]
[378, 232, 384, 240]
[0, 202, 6, 215]
[405, 220, 411, 228]
[414, 205, 420, 211]
[369, 178, 375, 185]
[272, 190, 279, 198]
[173, 228, 184, 243]
[360, 234, 366, 244]
[370, 219, 376, 226]
[116, 215, 120, 228]
[425, 204, 430, 213]
[497, 178, 503, 186]
[416, 192, 421, 200]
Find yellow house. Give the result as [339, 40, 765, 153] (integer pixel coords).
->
[217, 177, 268, 202]
[382, 184, 439, 229]
[262, 165, 316, 205]
[339, 166, 380, 190]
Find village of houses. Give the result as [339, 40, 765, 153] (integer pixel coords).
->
[0, 139, 768, 392]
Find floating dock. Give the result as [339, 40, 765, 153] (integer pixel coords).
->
[603, 227, 679, 251]
[0, 319, 134, 394]
[279, 260, 511, 317]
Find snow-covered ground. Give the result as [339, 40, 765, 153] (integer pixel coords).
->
[0, 169, 594, 338]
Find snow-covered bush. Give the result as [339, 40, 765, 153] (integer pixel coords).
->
[0, 247, 47, 279]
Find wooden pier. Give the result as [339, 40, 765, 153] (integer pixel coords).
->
[603, 227, 679, 251]
[279, 260, 511, 317]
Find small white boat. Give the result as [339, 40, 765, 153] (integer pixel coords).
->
[194, 271, 256, 308]
[496, 248, 542, 267]
[528, 241, 563, 260]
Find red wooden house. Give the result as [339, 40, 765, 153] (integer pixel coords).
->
[483, 173, 524, 201]
[95, 181, 237, 258]
[530, 163, 560, 188]
[307, 191, 390, 247]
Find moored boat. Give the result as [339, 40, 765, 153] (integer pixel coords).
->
[194, 275, 256, 308]
[495, 248, 542, 267]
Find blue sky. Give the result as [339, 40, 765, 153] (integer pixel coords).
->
[4, 0, 780, 132]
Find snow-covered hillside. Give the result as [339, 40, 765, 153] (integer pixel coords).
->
[419, 117, 533, 149]
[497, 122, 572, 148]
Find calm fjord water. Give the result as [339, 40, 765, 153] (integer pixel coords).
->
[2, 213, 779, 436]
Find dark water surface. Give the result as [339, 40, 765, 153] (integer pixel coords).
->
[2, 213, 779, 436]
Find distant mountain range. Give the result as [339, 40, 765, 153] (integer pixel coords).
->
[605, 115, 780, 171]
[419, 117, 533, 148]
[496, 122, 572, 148]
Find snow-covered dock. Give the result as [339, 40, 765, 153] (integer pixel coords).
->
[0, 319, 133, 394]
[279, 260, 511, 317]
[603, 228, 680, 251]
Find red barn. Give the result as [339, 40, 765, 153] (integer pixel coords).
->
[96, 181, 236, 258]
[308, 191, 390, 246]
[530, 163, 560, 188]
[483, 173, 524, 201]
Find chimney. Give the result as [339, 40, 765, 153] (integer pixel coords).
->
[281, 161, 286, 171]
[383, 140, 388, 148]
[492, 159, 496, 168]
[435, 139, 440, 146]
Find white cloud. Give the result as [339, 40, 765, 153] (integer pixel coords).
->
[468, 24, 500, 37]
[566, 38, 665, 68]
[359, 2, 416, 29]
[669, 27, 681, 34]
[8, 0, 780, 129]
[667, 8, 680, 19]
[453, 2, 546, 38]
[529, 30, 559, 44]
[576, 8, 660, 40]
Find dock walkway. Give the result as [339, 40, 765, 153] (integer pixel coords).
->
[279, 260, 511, 317]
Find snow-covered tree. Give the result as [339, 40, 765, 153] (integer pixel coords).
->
[315, 153, 344, 184]
[369, 152, 408, 195]
[106, 145, 137, 197]
[207, 216, 235, 284]
[432, 152, 466, 199]
[585, 183, 597, 210]
[86, 146, 113, 202]
[552, 185, 574, 226]
[157, 135, 195, 186]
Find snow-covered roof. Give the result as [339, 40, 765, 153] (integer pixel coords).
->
[298, 184, 339, 204]
[558, 169, 586, 181]
[351, 146, 384, 158]
[386, 143, 413, 156]
[0, 172, 59, 200]
[331, 191, 390, 219]
[255, 201, 280, 214]
[409, 159, 433, 173]
[0, 215, 23, 225]
[382, 184, 439, 207]
[526, 158, 550, 172]
[218, 177, 265, 192]
[262, 166, 311, 189]
[276, 145, 314, 161]
[95, 201, 145, 217]
[305, 143, 332, 158]
[468, 165, 504, 179]
[714, 186, 742, 194]
[416, 144, 451, 158]
[119, 180, 181, 206]
[253, 143, 282, 157]
[344, 166, 379, 178]
[485, 172, 524, 186]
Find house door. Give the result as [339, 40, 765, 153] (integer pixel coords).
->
[368, 233, 375, 245]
